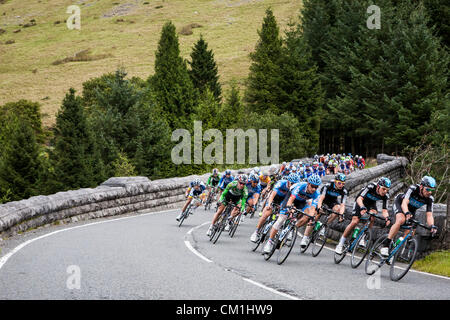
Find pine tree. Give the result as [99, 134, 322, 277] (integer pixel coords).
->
[51, 88, 105, 190]
[188, 35, 222, 102]
[299, 0, 338, 71]
[149, 21, 198, 130]
[277, 22, 324, 154]
[244, 7, 283, 114]
[0, 115, 42, 201]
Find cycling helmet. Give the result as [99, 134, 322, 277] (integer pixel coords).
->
[308, 174, 322, 186]
[270, 164, 277, 173]
[237, 174, 248, 183]
[420, 176, 436, 188]
[377, 177, 391, 188]
[249, 173, 259, 182]
[262, 170, 270, 177]
[212, 168, 219, 175]
[225, 169, 232, 175]
[287, 173, 299, 184]
[253, 167, 261, 174]
[335, 173, 346, 182]
[192, 178, 201, 186]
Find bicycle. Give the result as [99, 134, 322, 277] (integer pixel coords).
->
[262, 207, 314, 265]
[334, 211, 387, 268]
[204, 186, 218, 211]
[365, 219, 436, 281]
[178, 196, 201, 227]
[209, 201, 237, 244]
[307, 206, 345, 257]
[251, 203, 280, 253]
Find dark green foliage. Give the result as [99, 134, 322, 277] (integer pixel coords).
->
[149, 21, 198, 130]
[0, 115, 42, 202]
[85, 69, 172, 179]
[50, 88, 105, 191]
[0, 99, 45, 143]
[237, 111, 309, 162]
[244, 7, 283, 114]
[218, 81, 245, 130]
[188, 35, 222, 102]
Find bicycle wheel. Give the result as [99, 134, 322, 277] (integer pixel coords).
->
[390, 237, 418, 281]
[212, 209, 230, 244]
[351, 229, 373, 268]
[311, 225, 328, 257]
[277, 225, 298, 265]
[229, 214, 240, 238]
[178, 205, 191, 227]
[334, 242, 348, 264]
[365, 234, 387, 275]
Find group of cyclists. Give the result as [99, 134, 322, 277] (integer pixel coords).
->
[176, 158, 438, 273]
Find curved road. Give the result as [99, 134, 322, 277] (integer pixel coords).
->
[0, 207, 449, 299]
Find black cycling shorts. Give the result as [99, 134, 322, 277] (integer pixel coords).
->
[393, 194, 416, 218]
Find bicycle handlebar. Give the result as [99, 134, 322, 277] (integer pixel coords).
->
[290, 207, 315, 220]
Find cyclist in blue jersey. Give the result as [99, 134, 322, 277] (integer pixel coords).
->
[263, 174, 322, 253]
[317, 162, 326, 177]
[250, 173, 299, 243]
[216, 169, 234, 201]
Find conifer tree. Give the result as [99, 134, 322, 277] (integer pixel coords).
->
[0, 115, 42, 201]
[188, 35, 222, 102]
[149, 21, 197, 130]
[245, 8, 283, 114]
[51, 88, 105, 190]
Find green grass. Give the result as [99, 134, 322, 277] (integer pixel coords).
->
[0, 0, 303, 127]
[413, 250, 450, 277]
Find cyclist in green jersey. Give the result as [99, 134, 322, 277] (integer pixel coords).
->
[206, 174, 249, 237]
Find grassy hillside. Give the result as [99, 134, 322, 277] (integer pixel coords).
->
[0, 0, 303, 127]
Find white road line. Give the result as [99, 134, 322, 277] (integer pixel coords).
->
[297, 231, 450, 280]
[185, 222, 213, 263]
[0, 208, 175, 271]
[242, 278, 300, 300]
[185, 222, 301, 300]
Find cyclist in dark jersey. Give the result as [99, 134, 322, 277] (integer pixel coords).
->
[205, 168, 221, 202]
[335, 177, 391, 254]
[380, 176, 438, 256]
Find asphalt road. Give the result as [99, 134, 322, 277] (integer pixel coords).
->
[0, 206, 449, 299]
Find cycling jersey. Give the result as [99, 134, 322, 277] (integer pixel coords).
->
[394, 184, 433, 214]
[188, 182, 206, 197]
[246, 181, 262, 199]
[273, 180, 291, 198]
[259, 175, 271, 187]
[207, 174, 220, 187]
[319, 182, 348, 207]
[218, 174, 234, 189]
[352, 182, 389, 217]
[280, 182, 320, 214]
[219, 180, 248, 212]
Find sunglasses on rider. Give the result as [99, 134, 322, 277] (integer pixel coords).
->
[309, 184, 319, 189]
[425, 187, 435, 193]
[335, 181, 344, 186]
[238, 182, 245, 185]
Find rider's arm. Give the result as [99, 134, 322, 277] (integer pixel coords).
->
[356, 195, 365, 209]
[240, 188, 248, 212]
